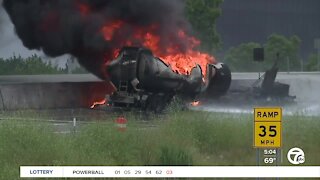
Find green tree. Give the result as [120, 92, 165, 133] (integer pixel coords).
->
[0, 54, 65, 75]
[305, 53, 319, 71]
[185, 0, 223, 53]
[264, 34, 301, 71]
[224, 34, 302, 72]
[224, 42, 262, 72]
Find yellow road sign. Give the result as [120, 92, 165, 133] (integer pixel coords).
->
[254, 107, 282, 148]
[254, 107, 282, 121]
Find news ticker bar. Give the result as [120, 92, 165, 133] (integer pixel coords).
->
[21, 166, 320, 178]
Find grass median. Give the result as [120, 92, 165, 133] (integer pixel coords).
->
[0, 110, 319, 179]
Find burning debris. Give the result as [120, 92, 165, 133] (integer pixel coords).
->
[90, 99, 106, 109]
[191, 101, 200, 106]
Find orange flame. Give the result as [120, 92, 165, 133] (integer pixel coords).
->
[102, 21, 123, 41]
[90, 99, 106, 109]
[191, 101, 200, 106]
[101, 22, 215, 77]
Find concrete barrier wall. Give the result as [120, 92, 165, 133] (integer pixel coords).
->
[0, 73, 318, 110]
[281, 78, 320, 103]
[0, 82, 114, 110]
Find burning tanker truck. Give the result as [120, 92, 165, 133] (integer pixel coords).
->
[106, 47, 231, 112]
[2, 0, 232, 112]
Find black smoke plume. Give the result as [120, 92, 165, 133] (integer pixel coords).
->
[2, 0, 191, 79]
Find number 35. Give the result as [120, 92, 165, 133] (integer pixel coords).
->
[259, 125, 277, 137]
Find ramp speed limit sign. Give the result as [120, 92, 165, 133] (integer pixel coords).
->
[254, 107, 282, 148]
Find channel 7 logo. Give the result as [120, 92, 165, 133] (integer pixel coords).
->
[287, 147, 305, 165]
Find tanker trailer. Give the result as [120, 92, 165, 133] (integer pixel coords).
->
[106, 47, 231, 112]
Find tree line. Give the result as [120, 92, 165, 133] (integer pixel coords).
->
[0, 55, 64, 75]
[223, 34, 318, 72]
[0, 55, 88, 75]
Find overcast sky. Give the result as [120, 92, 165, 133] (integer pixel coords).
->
[217, 0, 320, 58]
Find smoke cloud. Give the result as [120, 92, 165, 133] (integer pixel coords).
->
[2, 0, 192, 79]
